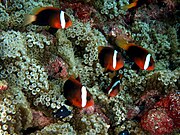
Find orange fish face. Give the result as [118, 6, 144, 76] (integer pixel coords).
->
[125, 45, 155, 70]
[63, 77, 94, 108]
[134, 57, 145, 70]
[134, 53, 155, 70]
[50, 10, 72, 29]
[69, 88, 94, 108]
[98, 46, 124, 71]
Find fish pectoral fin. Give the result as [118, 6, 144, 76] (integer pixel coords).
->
[131, 63, 140, 70]
[48, 27, 58, 34]
[64, 100, 73, 106]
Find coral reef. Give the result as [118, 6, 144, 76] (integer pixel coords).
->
[141, 108, 174, 135]
[0, 86, 32, 134]
[32, 122, 76, 135]
[0, 80, 8, 91]
[0, 0, 179, 134]
[70, 113, 110, 135]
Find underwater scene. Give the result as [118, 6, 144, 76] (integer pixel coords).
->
[0, 0, 179, 135]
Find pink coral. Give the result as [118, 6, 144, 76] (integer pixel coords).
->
[32, 109, 53, 128]
[154, 93, 180, 128]
[45, 57, 68, 79]
[0, 80, 8, 91]
[141, 108, 174, 135]
[140, 92, 180, 134]
[61, 2, 96, 23]
[135, 90, 160, 111]
[127, 106, 140, 119]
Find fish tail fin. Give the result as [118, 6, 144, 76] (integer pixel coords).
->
[115, 36, 129, 50]
[23, 14, 36, 26]
[122, 0, 138, 10]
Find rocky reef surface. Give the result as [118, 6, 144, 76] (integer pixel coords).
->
[0, 0, 179, 135]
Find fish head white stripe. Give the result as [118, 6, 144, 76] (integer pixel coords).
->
[81, 86, 87, 107]
[144, 53, 151, 70]
[108, 80, 120, 95]
[113, 50, 118, 69]
[60, 11, 66, 29]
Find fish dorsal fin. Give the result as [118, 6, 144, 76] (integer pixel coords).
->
[68, 75, 76, 82]
[115, 36, 131, 50]
[32, 7, 55, 15]
[68, 75, 81, 84]
[32, 7, 44, 14]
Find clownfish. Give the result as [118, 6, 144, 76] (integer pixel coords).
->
[122, 0, 138, 10]
[115, 36, 155, 70]
[24, 7, 72, 32]
[122, 0, 148, 10]
[98, 46, 124, 72]
[63, 76, 94, 108]
[106, 75, 122, 97]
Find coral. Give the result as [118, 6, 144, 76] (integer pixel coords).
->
[0, 4, 10, 30]
[32, 109, 53, 128]
[114, 120, 145, 135]
[0, 0, 179, 134]
[126, 106, 141, 119]
[70, 113, 109, 135]
[0, 80, 8, 91]
[61, 2, 96, 23]
[32, 122, 77, 135]
[91, 0, 129, 19]
[45, 56, 68, 79]
[62, 19, 108, 86]
[33, 87, 67, 111]
[109, 93, 130, 126]
[0, 30, 26, 60]
[0, 86, 32, 134]
[141, 108, 174, 135]
[154, 93, 180, 128]
[24, 31, 54, 63]
[1, 0, 56, 30]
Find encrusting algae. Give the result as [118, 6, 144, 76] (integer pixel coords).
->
[0, 0, 179, 135]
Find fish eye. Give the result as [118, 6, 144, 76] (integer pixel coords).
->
[87, 96, 91, 101]
[64, 14, 70, 22]
[149, 62, 152, 66]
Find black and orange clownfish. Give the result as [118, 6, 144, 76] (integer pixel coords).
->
[122, 0, 147, 10]
[24, 7, 72, 33]
[115, 36, 155, 70]
[63, 76, 94, 108]
[105, 75, 122, 97]
[98, 46, 124, 72]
